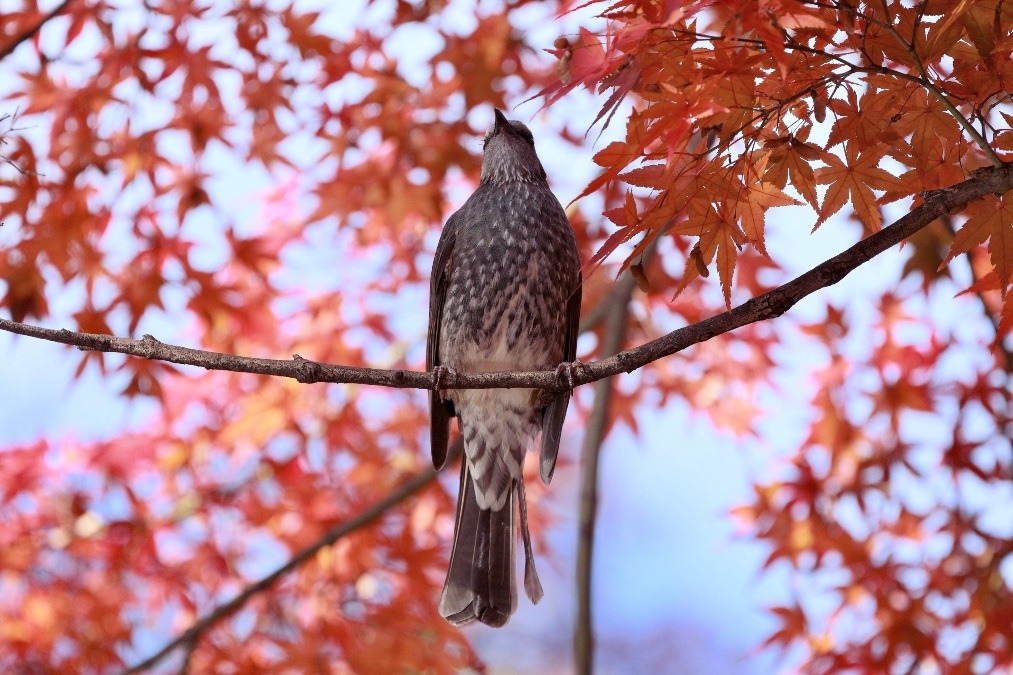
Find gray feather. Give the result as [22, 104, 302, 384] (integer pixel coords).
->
[428, 109, 581, 627]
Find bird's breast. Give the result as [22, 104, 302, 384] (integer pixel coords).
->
[439, 187, 577, 374]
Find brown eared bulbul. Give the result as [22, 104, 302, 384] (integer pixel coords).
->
[427, 109, 582, 627]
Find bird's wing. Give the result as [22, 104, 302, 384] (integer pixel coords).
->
[428, 210, 459, 470]
[539, 269, 582, 484]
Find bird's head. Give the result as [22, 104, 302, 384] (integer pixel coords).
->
[480, 109, 547, 185]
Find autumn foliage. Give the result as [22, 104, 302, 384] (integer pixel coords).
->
[1, 0, 1011, 672]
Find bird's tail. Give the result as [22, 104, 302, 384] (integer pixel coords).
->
[439, 460, 543, 627]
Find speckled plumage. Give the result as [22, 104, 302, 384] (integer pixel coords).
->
[427, 110, 581, 627]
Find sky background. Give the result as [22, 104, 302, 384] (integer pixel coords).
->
[1, 1, 1008, 673]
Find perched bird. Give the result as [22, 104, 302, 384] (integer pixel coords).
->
[427, 109, 582, 627]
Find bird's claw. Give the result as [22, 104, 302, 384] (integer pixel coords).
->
[432, 365, 458, 402]
[554, 359, 588, 391]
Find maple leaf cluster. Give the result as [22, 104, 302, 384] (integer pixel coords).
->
[547, 0, 1013, 310]
[544, 0, 1012, 670]
[0, 0, 554, 670]
[0, 0, 1011, 672]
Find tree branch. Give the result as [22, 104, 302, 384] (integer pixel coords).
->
[0, 110, 39, 175]
[0, 0, 77, 62]
[123, 467, 439, 674]
[3, 162, 1011, 393]
[574, 256, 638, 675]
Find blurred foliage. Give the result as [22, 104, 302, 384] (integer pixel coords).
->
[0, 0, 1010, 671]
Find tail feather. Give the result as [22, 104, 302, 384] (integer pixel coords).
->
[482, 499, 515, 625]
[517, 474, 544, 604]
[439, 461, 518, 627]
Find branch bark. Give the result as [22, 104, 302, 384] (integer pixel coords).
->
[574, 260, 638, 675]
[2, 162, 1011, 392]
[123, 467, 438, 674]
[0, 0, 77, 62]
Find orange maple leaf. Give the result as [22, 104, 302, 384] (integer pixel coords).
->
[815, 144, 909, 232]
[943, 194, 1013, 292]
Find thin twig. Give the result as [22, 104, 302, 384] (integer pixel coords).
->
[876, 0, 1002, 166]
[122, 468, 439, 674]
[0, 0, 77, 62]
[2, 162, 1011, 394]
[0, 109, 42, 176]
[574, 255, 639, 675]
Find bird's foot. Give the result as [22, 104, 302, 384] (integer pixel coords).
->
[432, 365, 458, 402]
[554, 359, 589, 391]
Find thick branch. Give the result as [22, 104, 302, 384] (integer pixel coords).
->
[0, 0, 77, 62]
[2, 162, 1011, 391]
[123, 468, 438, 674]
[574, 260, 638, 675]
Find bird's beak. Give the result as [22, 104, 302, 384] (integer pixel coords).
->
[492, 108, 509, 135]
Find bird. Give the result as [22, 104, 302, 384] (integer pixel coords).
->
[427, 109, 582, 627]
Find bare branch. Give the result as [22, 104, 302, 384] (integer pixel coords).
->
[574, 252, 640, 675]
[2, 162, 1011, 394]
[0, 109, 40, 176]
[0, 0, 77, 62]
[122, 467, 439, 674]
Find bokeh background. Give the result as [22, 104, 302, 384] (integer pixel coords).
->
[2, 1, 1010, 672]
